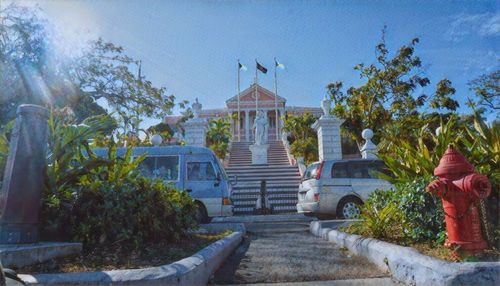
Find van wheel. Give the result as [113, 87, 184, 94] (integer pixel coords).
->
[195, 203, 209, 224]
[336, 197, 363, 219]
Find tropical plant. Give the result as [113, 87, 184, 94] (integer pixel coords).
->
[377, 116, 460, 184]
[346, 193, 403, 240]
[206, 116, 232, 159]
[0, 121, 13, 183]
[41, 109, 116, 238]
[282, 112, 319, 164]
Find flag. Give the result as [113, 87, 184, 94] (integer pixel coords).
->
[256, 61, 268, 74]
[238, 62, 247, 71]
[275, 59, 285, 69]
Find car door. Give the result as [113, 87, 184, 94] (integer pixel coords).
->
[322, 161, 352, 212]
[184, 154, 223, 217]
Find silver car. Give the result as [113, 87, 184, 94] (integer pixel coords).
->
[296, 159, 393, 219]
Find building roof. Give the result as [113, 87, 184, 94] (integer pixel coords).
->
[226, 83, 286, 109]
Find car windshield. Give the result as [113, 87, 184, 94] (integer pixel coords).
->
[303, 162, 320, 181]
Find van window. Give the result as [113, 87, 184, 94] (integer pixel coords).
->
[331, 162, 348, 178]
[303, 162, 320, 180]
[187, 162, 216, 181]
[348, 160, 387, 179]
[138, 156, 179, 181]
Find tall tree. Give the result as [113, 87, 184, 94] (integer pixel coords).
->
[327, 27, 459, 145]
[469, 62, 500, 114]
[0, 4, 175, 132]
[70, 39, 176, 133]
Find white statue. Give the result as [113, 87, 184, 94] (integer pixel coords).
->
[320, 94, 332, 118]
[253, 110, 268, 145]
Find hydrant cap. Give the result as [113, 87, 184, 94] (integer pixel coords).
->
[434, 147, 474, 177]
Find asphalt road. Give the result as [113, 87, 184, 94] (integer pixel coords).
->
[211, 221, 396, 285]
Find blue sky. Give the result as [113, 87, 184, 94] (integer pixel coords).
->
[15, 0, 500, 124]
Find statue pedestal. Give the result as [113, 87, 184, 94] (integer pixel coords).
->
[181, 118, 208, 147]
[249, 144, 269, 165]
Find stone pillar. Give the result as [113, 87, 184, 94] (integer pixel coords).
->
[312, 96, 344, 161]
[245, 110, 250, 142]
[181, 98, 208, 147]
[0, 104, 49, 244]
[360, 128, 378, 159]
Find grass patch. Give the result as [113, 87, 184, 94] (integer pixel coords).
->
[340, 226, 499, 262]
[17, 231, 232, 274]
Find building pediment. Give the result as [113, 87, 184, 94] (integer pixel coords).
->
[226, 84, 286, 107]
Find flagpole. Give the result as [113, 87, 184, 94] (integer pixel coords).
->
[255, 60, 258, 121]
[274, 58, 279, 141]
[237, 60, 241, 142]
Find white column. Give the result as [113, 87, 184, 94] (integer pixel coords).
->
[245, 110, 250, 142]
[312, 97, 343, 160]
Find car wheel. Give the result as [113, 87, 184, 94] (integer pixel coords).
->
[195, 203, 209, 224]
[336, 197, 362, 219]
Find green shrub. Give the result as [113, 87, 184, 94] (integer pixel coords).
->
[72, 145, 197, 248]
[395, 179, 445, 242]
[346, 179, 445, 244]
[40, 110, 198, 248]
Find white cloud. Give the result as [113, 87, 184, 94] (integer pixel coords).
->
[447, 12, 499, 42]
[479, 13, 500, 36]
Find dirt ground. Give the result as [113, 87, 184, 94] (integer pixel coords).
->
[211, 222, 390, 285]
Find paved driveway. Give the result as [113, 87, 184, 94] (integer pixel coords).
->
[211, 221, 396, 285]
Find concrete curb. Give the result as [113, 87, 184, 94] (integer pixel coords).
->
[19, 226, 245, 285]
[0, 242, 82, 268]
[310, 221, 500, 286]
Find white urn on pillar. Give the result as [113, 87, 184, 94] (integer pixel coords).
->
[192, 98, 202, 119]
[360, 128, 378, 159]
[181, 98, 208, 147]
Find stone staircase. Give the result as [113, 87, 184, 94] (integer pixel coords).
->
[226, 141, 301, 215]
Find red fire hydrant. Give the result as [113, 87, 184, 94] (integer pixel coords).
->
[426, 146, 492, 254]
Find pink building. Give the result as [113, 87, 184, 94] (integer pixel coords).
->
[165, 83, 322, 142]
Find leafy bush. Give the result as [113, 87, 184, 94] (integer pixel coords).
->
[395, 179, 445, 242]
[346, 179, 445, 244]
[40, 110, 198, 248]
[72, 145, 197, 248]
